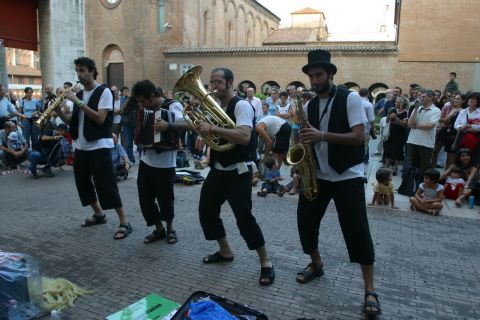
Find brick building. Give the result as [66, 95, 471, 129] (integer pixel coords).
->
[85, 0, 480, 95]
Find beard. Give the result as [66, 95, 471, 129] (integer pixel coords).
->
[312, 81, 331, 95]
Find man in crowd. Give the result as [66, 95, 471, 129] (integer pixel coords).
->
[406, 90, 441, 174]
[245, 87, 262, 122]
[0, 84, 25, 129]
[120, 94, 139, 164]
[359, 88, 375, 166]
[255, 115, 291, 169]
[445, 72, 459, 93]
[0, 121, 29, 168]
[42, 84, 56, 112]
[111, 85, 122, 135]
[296, 49, 380, 316]
[28, 123, 69, 178]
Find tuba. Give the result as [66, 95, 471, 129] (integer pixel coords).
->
[35, 81, 79, 130]
[286, 96, 318, 201]
[173, 66, 236, 152]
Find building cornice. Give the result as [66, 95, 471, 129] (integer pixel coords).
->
[164, 44, 398, 56]
[250, 0, 281, 22]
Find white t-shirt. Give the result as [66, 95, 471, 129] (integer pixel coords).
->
[304, 92, 367, 182]
[113, 99, 122, 124]
[75, 85, 114, 151]
[276, 104, 290, 115]
[454, 107, 480, 131]
[246, 96, 263, 120]
[406, 104, 441, 148]
[361, 98, 375, 133]
[419, 182, 444, 201]
[214, 99, 254, 171]
[257, 116, 286, 138]
[140, 101, 184, 168]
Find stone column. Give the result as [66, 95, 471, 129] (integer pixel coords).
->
[0, 39, 8, 88]
[38, 0, 85, 89]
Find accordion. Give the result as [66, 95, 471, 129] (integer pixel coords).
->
[137, 108, 178, 152]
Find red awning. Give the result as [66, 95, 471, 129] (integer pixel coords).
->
[0, 0, 38, 51]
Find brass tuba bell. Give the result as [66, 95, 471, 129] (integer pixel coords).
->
[173, 66, 236, 152]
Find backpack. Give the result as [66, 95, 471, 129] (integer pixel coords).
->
[176, 150, 190, 168]
[122, 97, 139, 127]
[398, 166, 423, 196]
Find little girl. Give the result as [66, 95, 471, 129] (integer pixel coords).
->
[368, 168, 398, 209]
[443, 166, 465, 200]
[409, 168, 444, 215]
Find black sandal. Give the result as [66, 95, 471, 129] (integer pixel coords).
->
[364, 291, 382, 316]
[81, 214, 106, 227]
[114, 223, 133, 240]
[166, 230, 178, 244]
[259, 266, 275, 286]
[203, 251, 234, 264]
[144, 229, 166, 244]
[296, 263, 324, 284]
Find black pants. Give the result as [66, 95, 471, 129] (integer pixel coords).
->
[73, 148, 122, 210]
[137, 161, 175, 226]
[407, 143, 433, 175]
[297, 178, 375, 265]
[199, 167, 265, 250]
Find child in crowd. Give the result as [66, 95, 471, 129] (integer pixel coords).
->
[368, 168, 398, 208]
[284, 165, 301, 195]
[257, 158, 284, 197]
[7, 132, 23, 152]
[409, 168, 444, 215]
[443, 166, 465, 200]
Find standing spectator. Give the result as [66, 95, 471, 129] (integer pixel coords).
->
[42, 84, 56, 113]
[120, 96, 140, 164]
[275, 92, 292, 126]
[120, 86, 129, 104]
[0, 84, 25, 129]
[453, 92, 480, 160]
[406, 90, 441, 174]
[359, 88, 375, 165]
[265, 87, 280, 115]
[445, 72, 459, 93]
[19, 87, 42, 146]
[111, 86, 122, 135]
[245, 87, 262, 121]
[383, 97, 409, 175]
[256, 115, 291, 169]
[377, 89, 395, 117]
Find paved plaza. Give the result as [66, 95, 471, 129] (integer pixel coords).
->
[1, 147, 480, 320]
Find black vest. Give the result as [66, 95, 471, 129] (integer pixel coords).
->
[307, 85, 364, 174]
[210, 96, 257, 167]
[69, 85, 113, 141]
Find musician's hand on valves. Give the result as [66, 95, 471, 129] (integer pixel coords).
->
[196, 121, 213, 135]
[154, 119, 169, 133]
[300, 126, 324, 144]
[63, 92, 77, 103]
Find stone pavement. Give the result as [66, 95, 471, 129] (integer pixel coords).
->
[1, 148, 479, 319]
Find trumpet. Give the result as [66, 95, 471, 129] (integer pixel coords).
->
[35, 81, 79, 129]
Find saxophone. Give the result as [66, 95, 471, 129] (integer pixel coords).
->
[286, 97, 318, 200]
[35, 81, 79, 130]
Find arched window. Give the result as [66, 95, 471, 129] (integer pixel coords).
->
[287, 81, 306, 89]
[369, 82, 389, 101]
[261, 81, 280, 95]
[344, 82, 360, 92]
[238, 80, 256, 93]
[103, 45, 124, 88]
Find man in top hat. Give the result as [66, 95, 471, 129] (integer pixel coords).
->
[295, 50, 381, 317]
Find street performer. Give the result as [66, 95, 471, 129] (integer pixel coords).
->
[296, 50, 381, 316]
[196, 67, 275, 286]
[132, 80, 188, 245]
[56, 57, 133, 240]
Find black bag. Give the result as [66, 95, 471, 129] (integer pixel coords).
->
[398, 166, 423, 196]
[171, 291, 268, 320]
[176, 150, 190, 168]
[121, 98, 139, 127]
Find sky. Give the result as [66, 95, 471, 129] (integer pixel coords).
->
[256, 0, 396, 41]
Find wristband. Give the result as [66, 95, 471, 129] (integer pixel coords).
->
[75, 99, 84, 106]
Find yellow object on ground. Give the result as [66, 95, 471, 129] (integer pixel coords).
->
[42, 277, 94, 311]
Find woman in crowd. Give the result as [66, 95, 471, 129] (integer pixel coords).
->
[19, 87, 41, 146]
[440, 148, 478, 207]
[265, 87, 280, 115]
[454, 92, 480, 161]
[383, 96, 409, 175]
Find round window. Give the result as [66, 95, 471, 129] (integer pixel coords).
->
[100, 0, 122, 9]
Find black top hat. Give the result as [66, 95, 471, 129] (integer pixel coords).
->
[302, 49, 337, 75]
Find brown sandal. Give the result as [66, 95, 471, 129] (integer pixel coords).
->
[81, 214, 106, 227]
[144, 229, 166, 244]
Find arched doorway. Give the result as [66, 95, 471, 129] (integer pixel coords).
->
[261, 81, 280, 95]
[368, 83, 389, 101]
[238, 80, 256, 94]
[103, 45, 124, 88]
[344, 82, 360, 92]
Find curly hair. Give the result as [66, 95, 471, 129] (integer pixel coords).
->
[74, 57, 99, 80]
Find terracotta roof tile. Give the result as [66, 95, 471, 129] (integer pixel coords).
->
[164, 44, 398, 56]
[263, 28, 319, 45]
[291, 7, 323, 15]
[7, 64, 41, 77]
